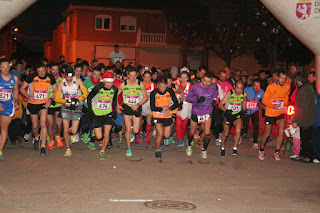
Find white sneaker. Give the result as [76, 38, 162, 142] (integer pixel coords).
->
[152, 129, 157, 137]
[274, 152, 280, 162]
[186, 146, 192, 156]
[201, 150, 207, 159]
[75, 133, 80, 143]
[290, 155, 299, 159]
[258, 151, 265, 160]
[215, 139, 220, 146]
[252, 143, 259, 150]
[313, 159, 320, 164]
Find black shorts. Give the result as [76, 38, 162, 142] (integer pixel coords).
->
[122, 104, 142, 117]
[27, 103, 46, 115]
[48, 107, 61, 115]
[153, 118, 173, 127]
[223, 112, 242, 125]
[191, 113, 212, 123]
[265, 114, 284, 125]
[93, 114, 114, 128]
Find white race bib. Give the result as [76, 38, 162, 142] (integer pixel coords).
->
[34, 90, 47, 100]
[97, 100, 111, 110]
[126, 95, 139, 105]
[197, 114, 210, 123]
[272, 99, 284, 110]
[0, 89, 12, 101]
[228, 102, 241, 112]
[246, 101, 257, 110]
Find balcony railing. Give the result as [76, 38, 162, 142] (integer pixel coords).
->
[137, 28, 167, 45]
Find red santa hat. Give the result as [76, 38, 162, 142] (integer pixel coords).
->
[102, 71, 115, 82]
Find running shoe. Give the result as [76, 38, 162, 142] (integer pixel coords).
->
[302, 157, 311, 163]
[164, 139, 170, 146]
[70, 135, 77, 144]
[107, 142, 113, 150]
[155, 150, 162, 159]
[89, 142, 96, 150]
[186, 146, 192, 156]
[33, 138, 39, 150]
[135, 133, 141, 144]
[141, 132, 146, 140]
[219, 133, 222, 143]
[75, 133, 80, 143]
[252, 143, 259, 150]
[193, 132, 199, 142]
[145, 135, 151, 144]
[290, 155, 301, 161]
[47, 141, 55, 150]
[273, 152, 280, 162]
[40, 147, 46, 156]
[152, 129, 157, 137]
[111, 133, 115, 140]
[64, 149, 72, 157]
[99, 151, 106, 160]
[99, 141, 103, 147]
[215, 138, 220, 146]
[313, 159, 320, 164]
[0, 151, 3, 161]
[118, 135, 124, 144]
[258, 150, 265, 160]
[126, 148, 132, 157]
[232, 148, 238, 156]
[56, 137, 63, 148]
[169, 136, 176, 144]
[83, 132, 90, 144]
[220, 148, 226, 157]
[130, 133, 135, 143]
[201, 150, 207, 159]
[177, 138, 184, 148]
[24, 133, 30, 143]
[199, 141, 203, 149]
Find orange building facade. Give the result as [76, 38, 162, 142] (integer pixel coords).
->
[44, 5, 190, 69]
[44, 5, 268, 74]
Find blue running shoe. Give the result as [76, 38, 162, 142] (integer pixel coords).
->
[164, 139, 170, 146]
[177, 138, 184, 148]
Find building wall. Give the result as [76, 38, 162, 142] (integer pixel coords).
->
[74, 9, 167, 43]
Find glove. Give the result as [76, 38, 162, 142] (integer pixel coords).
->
[225, 109, 233, 115]
[112, 111, 117, 120]
[178, 102, 183, 111]
[69, 98, 79, 110]
[196, 96, 206, 103]
[211, 99, 216, 108]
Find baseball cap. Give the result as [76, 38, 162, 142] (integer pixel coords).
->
[170, 66, 179, 74]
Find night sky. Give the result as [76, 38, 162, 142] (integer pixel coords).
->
[16, 0, 167, 54]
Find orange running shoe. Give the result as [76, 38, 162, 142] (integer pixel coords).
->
[99, 141, 103, 147]
[47, 141, 55, 150]
[56, 137, 63, 148]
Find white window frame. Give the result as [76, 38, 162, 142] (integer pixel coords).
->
[120, 16, 136, 32]
[95, 14, 112, 31]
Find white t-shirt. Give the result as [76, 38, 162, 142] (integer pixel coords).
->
[109, 51, 125, 64]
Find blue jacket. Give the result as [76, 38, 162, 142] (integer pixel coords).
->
[244, 87, 264, 115]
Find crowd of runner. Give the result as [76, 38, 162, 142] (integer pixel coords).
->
[0, 56, 319, 163]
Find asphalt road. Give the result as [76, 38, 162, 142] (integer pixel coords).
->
[1, 135, 319, 212]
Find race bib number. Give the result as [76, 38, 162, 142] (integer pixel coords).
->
[272, 99, 284, 110]
[228, 102, 241, 112]
[197, 114, 210, 123]
[246, 101, 257, 110]
[34, 90, 47, 100]
[126, 95, 139, 105]
[0, 89, 12, 101]
[97, 100, 111, 110]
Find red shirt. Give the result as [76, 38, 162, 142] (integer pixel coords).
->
[114, 78, 124, 106]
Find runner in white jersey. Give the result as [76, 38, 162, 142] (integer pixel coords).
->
[55, 68, 88, 157]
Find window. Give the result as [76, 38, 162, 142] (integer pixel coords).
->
[120, 16, 136, 32]
[95, 15, 112, 31]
